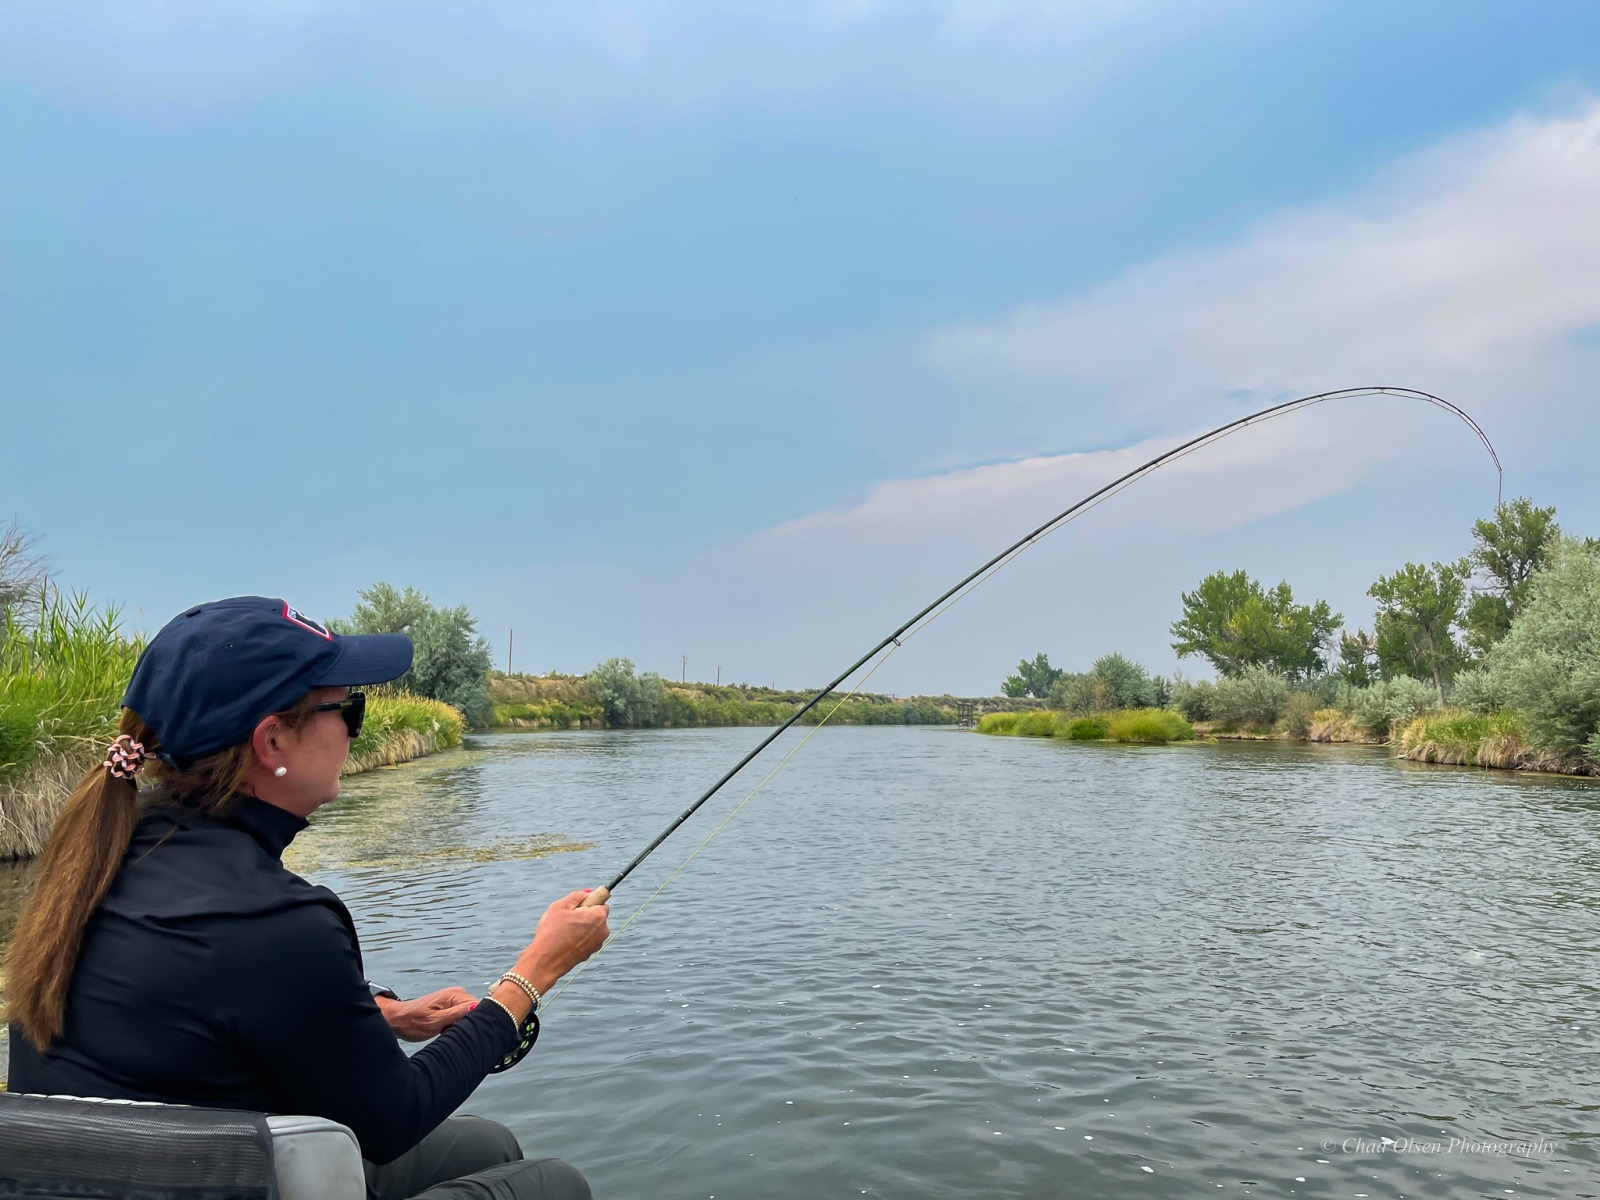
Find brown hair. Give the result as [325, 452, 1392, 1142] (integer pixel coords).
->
[4, 693, 322, 1050]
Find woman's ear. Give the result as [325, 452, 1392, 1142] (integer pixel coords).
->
[251, 714, 287, 770]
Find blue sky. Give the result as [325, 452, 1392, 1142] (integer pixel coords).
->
[4, 2, 1600, 694]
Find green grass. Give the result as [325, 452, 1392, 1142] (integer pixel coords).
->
[1104, 709, 1195, 743]
[976, 712, 1020, 735]
[1062, 715, 1108, 740]
[0, 594, 142, 784]
[1013, 711, 1061, 737]
[1395, 708, 1540, 769]
[976, 708, 1195, 745]
[493, 700, 605, 729]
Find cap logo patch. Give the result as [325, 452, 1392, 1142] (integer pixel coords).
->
[283, 603, 333, 640]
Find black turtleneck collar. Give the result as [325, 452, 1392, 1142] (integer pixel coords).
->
[221, 794, 309, 860]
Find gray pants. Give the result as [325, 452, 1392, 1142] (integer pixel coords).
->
[364, 1115, 591, 1200]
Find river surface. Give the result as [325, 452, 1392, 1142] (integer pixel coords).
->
[4, 728, 1597, 1196]
[270, 727, 1599, 1199]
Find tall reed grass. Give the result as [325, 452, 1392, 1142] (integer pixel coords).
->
[1, 595, 143, 858]
[976, 708, 1195, 745]
[345, 691, 466, 775]
[1393, 707, 1583, 773]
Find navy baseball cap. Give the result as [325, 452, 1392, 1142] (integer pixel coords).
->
[122, 596, 414, 767]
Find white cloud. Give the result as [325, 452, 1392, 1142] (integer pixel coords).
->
[922, 102, 1600, 421]
[664, 101, 1600, 691]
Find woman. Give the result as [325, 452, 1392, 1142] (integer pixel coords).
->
[4, 596, 610, 1199]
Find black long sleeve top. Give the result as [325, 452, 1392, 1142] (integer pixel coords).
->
[7, 795, 518, 1164]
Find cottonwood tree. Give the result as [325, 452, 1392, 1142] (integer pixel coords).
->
[1170, 570, 1340, 682]
[1368, 559, 1470, 705]
[1463, 498, 1561, 656]
[1002, 652, 1062, 699]
[1335, 629, 1379, 687]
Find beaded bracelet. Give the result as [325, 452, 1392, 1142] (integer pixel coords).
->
[498, 970, 542, 1012]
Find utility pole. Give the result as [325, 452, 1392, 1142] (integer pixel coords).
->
[508, 629, 514, 676]
[716, 665, 720, 686]
[681, 654, 686, 684]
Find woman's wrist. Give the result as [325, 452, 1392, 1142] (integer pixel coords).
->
[512, 952, 561, 998]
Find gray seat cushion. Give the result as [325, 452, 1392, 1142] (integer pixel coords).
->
[0, 1094, 364, 1200]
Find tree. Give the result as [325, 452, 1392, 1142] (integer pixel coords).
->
[334, 582, 495, 727]
[1463, 498, 1560, 656]
[585, 658, 667, 727]
[1335, 629, 1378, 687]
[1002, 652, 1062, 699]
[1483, 538, 1600, 762]
[1170, 570, 1341, 681]
[1368, 559, 1469, 705]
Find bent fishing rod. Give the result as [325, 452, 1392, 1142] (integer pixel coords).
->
[576, 385, 1500, 912]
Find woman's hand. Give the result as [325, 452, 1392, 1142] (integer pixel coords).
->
[515, 889, 611, 994]
[375, 986, 479, 1042]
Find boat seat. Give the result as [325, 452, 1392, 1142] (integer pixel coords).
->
[0, 1092, 367, 1200]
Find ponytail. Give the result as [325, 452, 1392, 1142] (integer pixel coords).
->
[4, 710, 148, 1050]
[5, 690, 324, 1050]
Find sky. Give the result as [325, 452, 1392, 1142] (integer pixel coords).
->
[4, 1, 1600, 695]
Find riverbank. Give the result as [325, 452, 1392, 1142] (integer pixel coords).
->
[0, 691, 466, 860]
[490, 671, 974, 730]
[977, 704, 1596, 776]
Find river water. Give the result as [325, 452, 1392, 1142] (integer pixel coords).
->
[279, 727, 1600, 1199]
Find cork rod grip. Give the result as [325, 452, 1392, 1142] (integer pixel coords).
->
[578, 885, 611, 908]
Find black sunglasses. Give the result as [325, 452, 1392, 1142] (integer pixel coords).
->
[309, 691, 366, 739]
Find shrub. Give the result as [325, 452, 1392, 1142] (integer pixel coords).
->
[1482, 539, 1600, 762]
[1104, 709, 1194, 743]
[1089, 653, 1157, 709]
[1349, 676, 1438, 734]
[1280, 691, 1321, 738]
[1170, 675, 1216, 722]
[1210, 665, 1289, 729]
[1063, 715, 1108, 740]
[585, 658, 667, 728]
[1447, 667, 1503, 715]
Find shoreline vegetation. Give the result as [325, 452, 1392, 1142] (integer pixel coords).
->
[0, 589, 471, 860]
[976, 703, 1595, 775]
[489, 669, 968, 730]
[985, 498, 1600, 781]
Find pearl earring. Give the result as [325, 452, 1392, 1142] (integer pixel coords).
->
[273, 766, 288, 778]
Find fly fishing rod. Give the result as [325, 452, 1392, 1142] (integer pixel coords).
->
[576, 385, 1500, 911]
